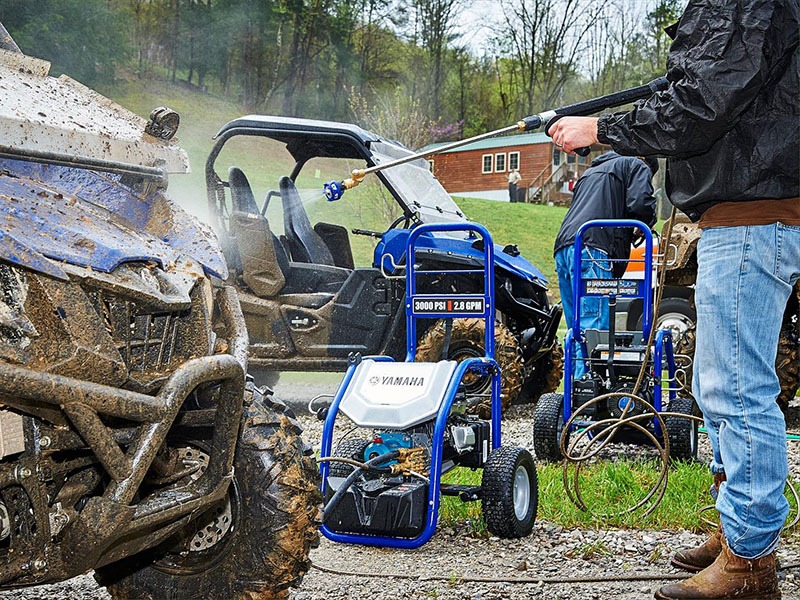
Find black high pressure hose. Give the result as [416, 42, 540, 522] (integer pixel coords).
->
[321, 449, 401, 521]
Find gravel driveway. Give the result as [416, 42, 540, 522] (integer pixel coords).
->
[3, 377, 800, 600]
[290, 380, 800, 600]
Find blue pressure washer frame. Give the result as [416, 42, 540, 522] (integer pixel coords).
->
[319, 222, 502, 548]
[562, 219, 677, 436]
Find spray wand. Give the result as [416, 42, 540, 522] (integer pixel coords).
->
[323, 77, 669, 201]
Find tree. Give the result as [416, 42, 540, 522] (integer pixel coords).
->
[496, 0, 606, 115]
[645, 0, 681, 76]
[0, 0, 130, 85]
[411, 0, 463, 119]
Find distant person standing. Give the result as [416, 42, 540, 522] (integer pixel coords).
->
[508, 168, 522, 202]
[553, 151, 657, 376]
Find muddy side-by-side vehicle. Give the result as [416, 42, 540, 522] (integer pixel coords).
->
[0, 29, 320, 598]
[205, 116, 564, 416]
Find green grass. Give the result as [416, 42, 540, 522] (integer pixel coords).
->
[441, 459, 800, 536]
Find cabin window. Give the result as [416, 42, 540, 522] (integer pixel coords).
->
[552, 146, 561, 167]
[428, 159, 435, 173]
[495, 153, 506, 172]
[482, 154, 493, 173]
[509, 151, 520, 171]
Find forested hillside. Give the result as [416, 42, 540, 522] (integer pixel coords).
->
[0, 0, 681, 149]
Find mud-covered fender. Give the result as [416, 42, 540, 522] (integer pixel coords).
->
[662, 214, 701, 271]
[0, 159, 227, 279]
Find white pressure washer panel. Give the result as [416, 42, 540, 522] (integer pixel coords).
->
[338, 359, 458, 429]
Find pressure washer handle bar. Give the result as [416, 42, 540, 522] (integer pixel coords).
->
[572, 219, 654, 339]
[404, 223, 496, 360]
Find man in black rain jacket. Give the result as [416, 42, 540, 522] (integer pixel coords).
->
[549, 1, 799, 598]
[553, 151, 657, 377]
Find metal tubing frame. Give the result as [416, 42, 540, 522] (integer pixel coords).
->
[404, 222, 496, 361]
[563, 220, 675, 440]
[0, 284, 250, 584]
[0, 354, 244, 505]
[319, 222, 502, 548]
[571, 219, 654, 343]
[319, 356, 500, 549]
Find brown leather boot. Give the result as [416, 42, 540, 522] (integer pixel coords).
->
[655, 537, 780, 599]
[670, 472, 727, 572]
[671, 528, 722, 573]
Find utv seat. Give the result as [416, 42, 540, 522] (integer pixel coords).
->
[227, 169, 348, 304]
[228, 167, 260, 214]
[231, 211, 349, 303]
[279, 176, 336, 266]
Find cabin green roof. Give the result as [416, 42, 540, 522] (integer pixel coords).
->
[420, 131, 551, 154]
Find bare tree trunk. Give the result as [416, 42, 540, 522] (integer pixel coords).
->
[413, 0, 463, 119]
[500, 0, 606, 114]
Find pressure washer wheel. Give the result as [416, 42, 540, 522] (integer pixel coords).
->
[533, 392, 570, 462]
[481, 446, 538, 538]
[665, 396, 701, 462]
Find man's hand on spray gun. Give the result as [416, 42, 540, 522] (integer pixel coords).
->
[547, 117, 600, 155]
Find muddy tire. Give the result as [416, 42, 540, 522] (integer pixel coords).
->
[415, 318, 523, 418]
[97, 388, 322, 600]
[519, 341, 564, 405]
[777, 288, 800, 412]
[665, 396, 700, 463]
[677, 299, 799, 413]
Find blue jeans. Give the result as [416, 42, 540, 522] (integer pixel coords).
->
[694, 223, 800, 559]
[555, 245, 612, 377]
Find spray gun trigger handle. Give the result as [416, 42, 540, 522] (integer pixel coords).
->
[545, 115, 592, 157]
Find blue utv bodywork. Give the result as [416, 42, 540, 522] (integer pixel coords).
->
[375, 228, 548, 286]
[0, 158, 227, 280]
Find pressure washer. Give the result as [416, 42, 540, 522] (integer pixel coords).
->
[317, 223, 538, 548]
[533, 219, 700, 463]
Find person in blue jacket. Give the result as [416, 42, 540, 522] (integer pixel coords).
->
[553, 151, 657, 377]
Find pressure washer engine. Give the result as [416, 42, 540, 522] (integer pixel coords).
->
[533, 219, 700, 462]
[318, 223, 538, 548]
